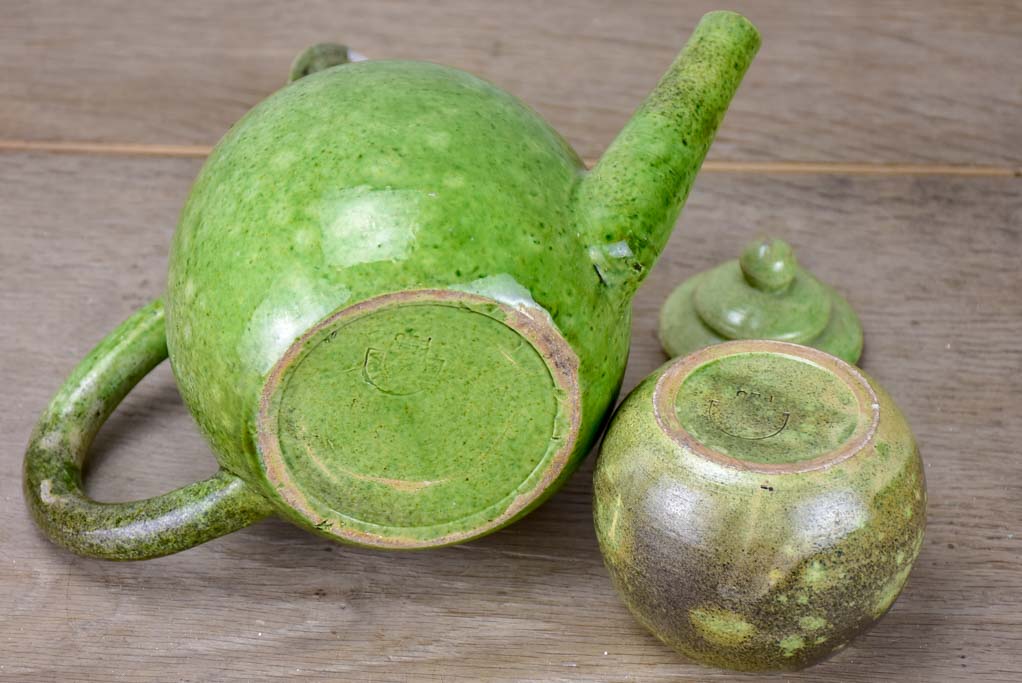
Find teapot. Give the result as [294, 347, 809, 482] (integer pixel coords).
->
[24, 11, 760, 559]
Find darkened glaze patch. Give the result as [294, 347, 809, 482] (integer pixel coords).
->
[594, 342, 925, 671]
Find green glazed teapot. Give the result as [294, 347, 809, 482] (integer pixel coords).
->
[24, 11, 760, 559]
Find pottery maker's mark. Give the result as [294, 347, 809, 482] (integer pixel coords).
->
[708, 388, 790, 441]
[362, 332, 446, 396]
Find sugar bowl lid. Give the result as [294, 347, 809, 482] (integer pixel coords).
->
[659, 237, 863, 363]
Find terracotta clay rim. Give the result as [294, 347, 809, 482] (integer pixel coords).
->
[652, 340, 880, 475]
[256, 288, 582, 549]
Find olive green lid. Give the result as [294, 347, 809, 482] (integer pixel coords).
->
[659, 238, 863, 363]
[288, 43, 352, 83]
[287, 43, 369, 83]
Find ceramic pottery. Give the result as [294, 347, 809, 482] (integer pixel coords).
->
[24, 12, 760, 559]
[659, 237, 863, 363]
[594, 341, 925, 671]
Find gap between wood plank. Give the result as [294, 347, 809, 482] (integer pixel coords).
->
[1, 139, 1018, 177]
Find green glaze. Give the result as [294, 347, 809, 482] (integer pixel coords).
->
[576, 13, 761, 302]
[25, 11, 760, 559]
[22, 301, 272, 560]
[262, 292, 577, 545]
[594, 341, 926, 671]
[659, 238, 863, 363]
[288, 43, 352, 83]
[674, 353, 861, 464]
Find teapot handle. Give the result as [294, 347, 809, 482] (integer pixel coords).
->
[23, 299, 272, 560]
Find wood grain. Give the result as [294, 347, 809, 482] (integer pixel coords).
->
[2, 0, 1020, 165]
[2, 138, 1020, 176]
[1, 152, 1019, 681]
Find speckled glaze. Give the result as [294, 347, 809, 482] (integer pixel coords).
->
[594, 341, 925, 671]
[25, 11, 760, 559]
[22, 302, 272, 560]
[659, 238, 863, 363]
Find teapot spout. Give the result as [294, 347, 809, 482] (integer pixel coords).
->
[576, 11, 759, 302]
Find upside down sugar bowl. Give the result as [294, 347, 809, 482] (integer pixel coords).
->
[594, 340, 925, 671]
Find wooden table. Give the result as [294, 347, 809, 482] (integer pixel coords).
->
[2, 2, 1020, 680]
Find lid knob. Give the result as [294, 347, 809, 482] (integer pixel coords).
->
[288, 43, 353, 83]
[740, 238, 796, 291]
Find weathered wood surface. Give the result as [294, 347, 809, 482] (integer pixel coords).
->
[1, 152, 1020, 681]
[3, 0, 1021, 680]
[1, 0, 1020, 165]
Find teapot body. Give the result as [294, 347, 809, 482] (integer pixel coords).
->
[167, 60, 630, 546]
[25, 11, 761, 559]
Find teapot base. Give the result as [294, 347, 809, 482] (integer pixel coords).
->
[256, 289, 581, 548]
